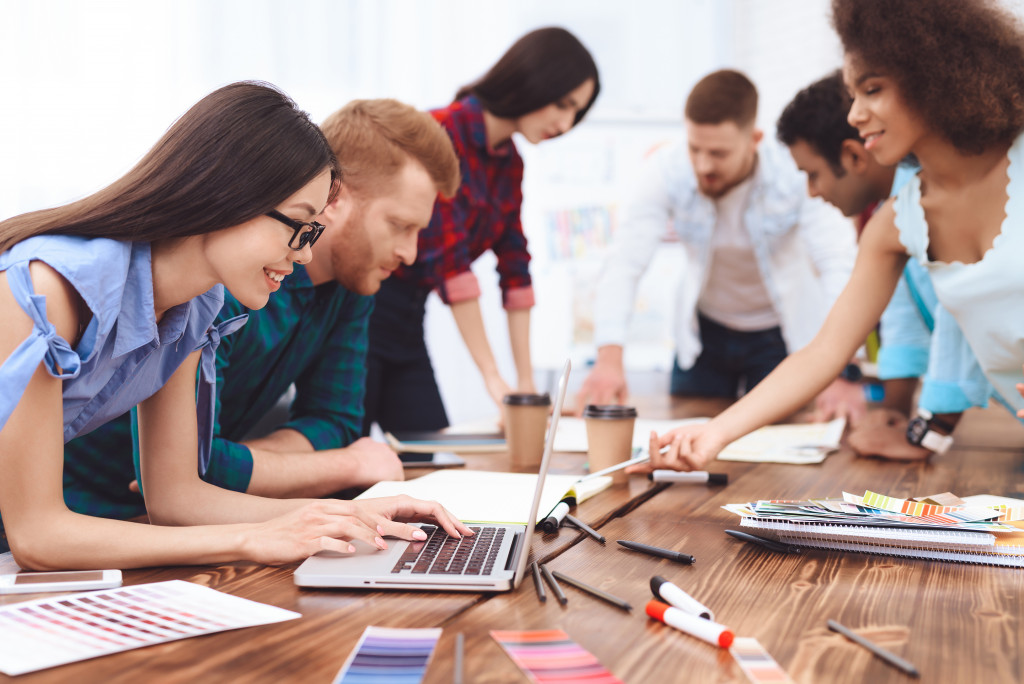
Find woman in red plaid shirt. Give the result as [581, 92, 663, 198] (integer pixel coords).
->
[364, 27, 600, 435]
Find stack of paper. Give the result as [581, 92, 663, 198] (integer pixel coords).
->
[725, 492, 1024, 566]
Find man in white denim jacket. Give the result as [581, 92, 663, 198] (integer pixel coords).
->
[578, 70, 863, 420]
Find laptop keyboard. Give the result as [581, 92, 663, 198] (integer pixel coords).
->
[391, 526, 506, 576]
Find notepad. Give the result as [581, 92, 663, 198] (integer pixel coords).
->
[355, 470, 607, 525]
[727, 493, 1024, 567]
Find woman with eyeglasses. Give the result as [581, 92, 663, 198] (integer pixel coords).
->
[0, 81, 471, 570]
[363, 27, 600, 435]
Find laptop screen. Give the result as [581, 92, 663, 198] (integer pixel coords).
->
[511, 359, 571, 589]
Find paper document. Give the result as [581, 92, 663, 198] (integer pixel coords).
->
[0, 580, 299, 676]
[717, 418, 845, 464]
[355, 470, 585, 525]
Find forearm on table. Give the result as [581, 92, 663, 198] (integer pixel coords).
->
[713, 343, 851, 444]
[245, 446, 369, 499]
[8, 506, 256, 571]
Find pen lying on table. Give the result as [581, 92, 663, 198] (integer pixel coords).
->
[827, 619, 920, 678]
[725, 529, 802, 554]
[616, 539, 696, 564]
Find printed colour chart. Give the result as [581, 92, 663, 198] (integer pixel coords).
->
[0, 580, 300, 675]
[332, 626, 441, 684]
[491, 629, 623, 684]
[730, 637, 796, 684]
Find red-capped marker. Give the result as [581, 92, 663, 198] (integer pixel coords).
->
[646, 600, 734, 648]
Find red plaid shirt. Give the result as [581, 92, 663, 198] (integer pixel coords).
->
[396, 96, 534, 309]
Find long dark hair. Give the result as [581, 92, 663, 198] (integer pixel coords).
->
[0, 81, 339, 252]
[455, 27, 600, 126]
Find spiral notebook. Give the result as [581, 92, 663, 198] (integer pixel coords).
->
[728, 493, 1024, 567]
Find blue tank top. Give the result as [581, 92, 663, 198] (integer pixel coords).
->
[0, 235, 245, 472]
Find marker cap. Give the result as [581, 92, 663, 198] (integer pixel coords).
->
[646, 600, 734, 648]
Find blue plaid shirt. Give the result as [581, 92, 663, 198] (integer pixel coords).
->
[62, 264, 374, 520]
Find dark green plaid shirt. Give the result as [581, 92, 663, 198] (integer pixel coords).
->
[59, 264, 374, 521]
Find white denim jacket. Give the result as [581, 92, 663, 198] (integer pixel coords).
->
[594, 138, 856, 368]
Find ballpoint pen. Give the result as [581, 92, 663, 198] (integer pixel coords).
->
[565, 513, 606, 544]
[616, 539, 696, 564]
[539, 563, 568, 605]
[552, 570, 631, 611]
[725, 529, 802, 554]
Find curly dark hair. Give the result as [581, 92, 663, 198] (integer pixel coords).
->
[776, 71, 856, 174]
[832, 0, 1024, 154]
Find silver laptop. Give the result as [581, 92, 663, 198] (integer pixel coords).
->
[294, 359, 571, 592]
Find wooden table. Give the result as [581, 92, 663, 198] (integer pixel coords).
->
[3, 400, 1023, 683]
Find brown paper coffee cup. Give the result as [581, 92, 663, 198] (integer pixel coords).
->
[502, 393, 551, 469]
[583, 404, 638, 483]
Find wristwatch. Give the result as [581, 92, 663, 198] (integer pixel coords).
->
[905, 408, 954, 454]
[838, 363, 863, 382]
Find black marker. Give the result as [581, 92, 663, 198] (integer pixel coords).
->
[617, 539, 695, 565]
[648, 470, 728, 485]
[650, 575, 714, 620]
[539, 501, 570, 534]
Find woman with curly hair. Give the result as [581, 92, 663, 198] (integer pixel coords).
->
[632, 0, 1024, 472]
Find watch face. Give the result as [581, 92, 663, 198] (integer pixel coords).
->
[906, 417, 928, 445]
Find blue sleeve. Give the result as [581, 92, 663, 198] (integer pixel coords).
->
[917, 306, 992, 414]
[877, 265, 932, 380]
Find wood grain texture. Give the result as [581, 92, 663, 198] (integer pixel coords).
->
[2, 391, 1023, 683]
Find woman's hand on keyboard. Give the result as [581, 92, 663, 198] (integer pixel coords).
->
[243, 497, 472, 566]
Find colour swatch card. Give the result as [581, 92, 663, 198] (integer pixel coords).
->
[491, 629, 623, 684]
[731, 637, 796, 684]
[332, 626, 441, 684]
[0, 580, 300, 676]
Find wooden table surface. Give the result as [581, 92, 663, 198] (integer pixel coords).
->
[3, 399, 1023, 683]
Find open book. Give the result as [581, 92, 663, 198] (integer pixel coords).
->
[355, 470, 612, 526]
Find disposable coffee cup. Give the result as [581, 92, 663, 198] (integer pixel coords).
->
[502, 393, 551, 469]
[583, 404, 638, 483]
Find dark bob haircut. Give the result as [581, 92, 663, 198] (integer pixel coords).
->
[776, 71, 857, 174]
[456, 27, 600, 126]
[832, 0, 1024, 155]
[0, 81, 338, 252]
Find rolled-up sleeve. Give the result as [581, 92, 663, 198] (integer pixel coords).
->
[593, 151, 672, 348]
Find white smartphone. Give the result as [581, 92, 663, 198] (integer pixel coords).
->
[0, 569, 122, 594]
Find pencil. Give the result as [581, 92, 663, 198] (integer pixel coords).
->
[453, 632, 464, 684]
[530, 561, 547, 603]
[565, 513, 606, 544]
[539, 563, 568, 605]
[827, 619, 920, 678]
[551, 570, 632, 611]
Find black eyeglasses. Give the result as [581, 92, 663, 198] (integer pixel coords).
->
[265, 210, 326, 251]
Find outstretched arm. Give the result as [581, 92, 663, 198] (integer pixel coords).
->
[639, 202, 909, 471]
